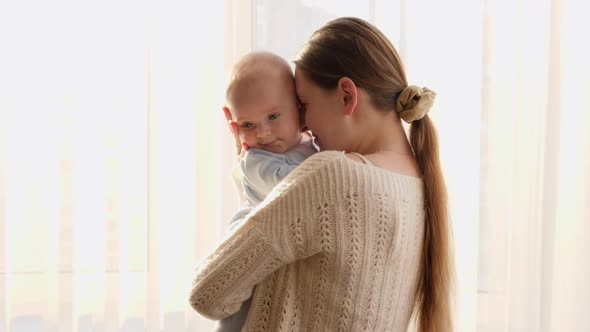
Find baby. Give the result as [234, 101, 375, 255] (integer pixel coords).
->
[216, 51, 317, 331]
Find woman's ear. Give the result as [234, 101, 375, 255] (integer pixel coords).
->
[337, 77, 357, 116]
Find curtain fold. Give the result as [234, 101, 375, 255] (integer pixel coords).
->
[0, 1, 227, 331]
[478, 0, 590, 331]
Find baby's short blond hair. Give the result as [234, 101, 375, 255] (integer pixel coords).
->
[225, 51, 294, 114]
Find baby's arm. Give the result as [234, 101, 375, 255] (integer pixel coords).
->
[231, 163, 248, 205]
[227, 149, 297, 231]
[240, 149, 299, 198]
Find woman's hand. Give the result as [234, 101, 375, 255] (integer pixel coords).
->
[223, 106, 249, 159]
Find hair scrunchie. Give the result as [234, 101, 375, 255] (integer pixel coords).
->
[395, 85, 437, 124]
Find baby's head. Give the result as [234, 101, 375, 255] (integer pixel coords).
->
[225, 51, 303, 154]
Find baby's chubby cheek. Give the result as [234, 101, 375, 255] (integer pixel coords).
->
[239, 132, 252, 146]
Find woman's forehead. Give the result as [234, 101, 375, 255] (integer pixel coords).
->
[294, 70, 312, 96]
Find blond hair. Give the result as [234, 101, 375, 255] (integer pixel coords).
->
[225, 51, 294, 112]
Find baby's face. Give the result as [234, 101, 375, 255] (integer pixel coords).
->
[230, 78, 302, 154]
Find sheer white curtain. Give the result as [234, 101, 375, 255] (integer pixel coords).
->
[0, 0, 231, 331]
[477, 0, 590, 331]
[254, 0, 589, 331]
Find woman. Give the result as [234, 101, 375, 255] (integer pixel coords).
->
[190, 17, 454, 331]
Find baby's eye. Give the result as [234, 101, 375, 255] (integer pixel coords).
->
[241, 122, 254, 129]
[268, 113, 280, 120]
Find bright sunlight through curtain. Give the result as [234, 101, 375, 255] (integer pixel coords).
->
[0, 0, 234, 331]
[1, 0, 589, 331]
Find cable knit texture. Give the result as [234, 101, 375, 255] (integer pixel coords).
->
[190, 150, 425, 331]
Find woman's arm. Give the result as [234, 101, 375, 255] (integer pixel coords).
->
[189, 151, 338, 319]
[189, 221, 286, 319]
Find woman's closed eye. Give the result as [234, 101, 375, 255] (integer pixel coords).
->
[297, 98, 307, 110]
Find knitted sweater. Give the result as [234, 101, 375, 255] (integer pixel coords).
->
[190, 150, 425, 331]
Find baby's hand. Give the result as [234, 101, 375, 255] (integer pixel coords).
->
[237, 138, 249, 159]
[223, 106, 249, 159]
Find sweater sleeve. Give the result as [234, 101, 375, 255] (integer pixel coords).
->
[189, 151, 339, 319]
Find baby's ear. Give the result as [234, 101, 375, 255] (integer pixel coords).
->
[222, 106, 233, 121]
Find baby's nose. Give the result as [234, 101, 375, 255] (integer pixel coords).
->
[256, 123, 271, 137]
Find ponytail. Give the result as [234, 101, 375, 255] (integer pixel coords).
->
[410, 115, 455, 332]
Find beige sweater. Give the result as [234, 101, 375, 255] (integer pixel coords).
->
[190, 151, 425, 331]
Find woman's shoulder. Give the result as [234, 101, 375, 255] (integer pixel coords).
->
[298, 150, 344, 166]
[283, 150, 373, 181]
[278, 150, 422, 195]
[273, 151, 343, 187]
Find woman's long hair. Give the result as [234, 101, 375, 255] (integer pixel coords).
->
[295, 17, 455, 332]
